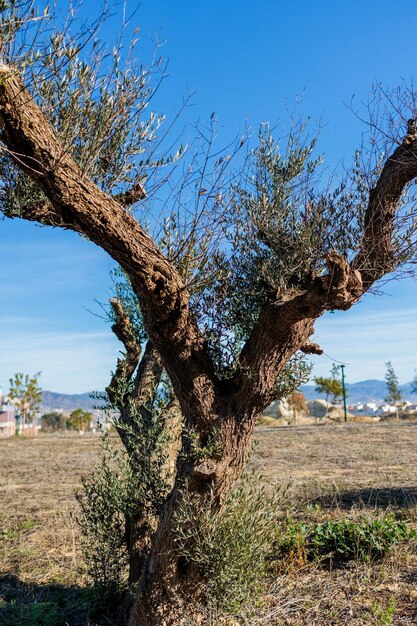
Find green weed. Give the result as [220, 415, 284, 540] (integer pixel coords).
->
[276, 514, 414, 567]
[372, 595, 396, 626]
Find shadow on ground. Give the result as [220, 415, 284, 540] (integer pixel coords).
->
[314, 486, 417, 510]
[0, 574, 96, 626]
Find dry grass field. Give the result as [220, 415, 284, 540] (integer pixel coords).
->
[1, 423, 417, 624]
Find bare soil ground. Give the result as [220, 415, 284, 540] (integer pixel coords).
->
[0, 434, 100, 625]
[1, 423, 417, 624]
[253, 422, 417, 505]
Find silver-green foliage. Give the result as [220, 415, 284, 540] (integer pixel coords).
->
[76, 433, 132, 598]
[173, 474, 290, 614]
[226, 123, 363, 300]
[196, 122, 366, 377]
[0, 1, 183, 219]
[76, 396, 174, 598]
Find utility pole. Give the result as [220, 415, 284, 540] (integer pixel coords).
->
[340, 364, 347, 422]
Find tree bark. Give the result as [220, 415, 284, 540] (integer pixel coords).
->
[124, 400, 267, 626]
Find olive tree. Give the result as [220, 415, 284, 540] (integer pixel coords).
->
[2, 3, 417, 624]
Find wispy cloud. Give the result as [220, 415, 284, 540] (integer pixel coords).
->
[310, 303, 417, 383]
[0, 328, 120, 394]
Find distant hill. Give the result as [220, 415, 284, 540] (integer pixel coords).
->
[41, 380, 416, 412]
[41, 390, 104, 411]
[300, 380, 416, 404]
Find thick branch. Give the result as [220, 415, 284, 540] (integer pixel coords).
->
[0, 65, 219, 433]
[352, 126, 417, 288]
[232, 298, 323, 413]
[232, 124, 417, 413]
[231, 251, 363, 412]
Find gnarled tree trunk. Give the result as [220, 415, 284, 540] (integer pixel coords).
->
[126, 411, 260, 626]
[1, 65, 417, 624]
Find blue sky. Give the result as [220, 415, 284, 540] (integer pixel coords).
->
[1, 0, 417, 393]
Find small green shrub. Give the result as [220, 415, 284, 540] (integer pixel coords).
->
[76, 397, 173, 604]
[173, 474, 290, 614]
[372, 595, 396, 626]
[75, 434, 130, 601]
[308, 515, 414, 563]
[276, 513, 414, 567]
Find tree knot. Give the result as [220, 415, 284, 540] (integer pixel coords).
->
[404, 119, 417, 144]
[187, 459, 217, 492]
[322, 251, 363, 309]
[300, 340, 323, 355]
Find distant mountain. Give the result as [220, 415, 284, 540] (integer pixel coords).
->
[41, 380, 416, 412]
[41, 390, 104, 411]
[300, 379, 416, 404]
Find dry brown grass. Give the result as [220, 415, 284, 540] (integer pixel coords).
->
[0, 434, 99, 586]
[0, 434, 100, 625]
[249, 422, 417, 625]
[1, 423, 417, 624]
[252, 422, 417, 499]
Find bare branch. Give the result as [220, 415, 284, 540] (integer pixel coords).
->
[106, 298, 142, 409]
